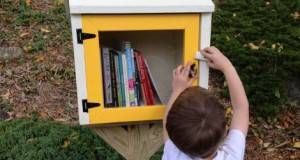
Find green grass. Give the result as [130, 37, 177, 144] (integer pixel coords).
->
[212, 0, 300, 117]
[0, 119, 124, 160]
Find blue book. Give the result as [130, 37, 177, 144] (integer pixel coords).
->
[124, 42, 137, 106]
[117, 51, 126, 106]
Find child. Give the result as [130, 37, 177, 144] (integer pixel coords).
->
[163, 46, 249, 160]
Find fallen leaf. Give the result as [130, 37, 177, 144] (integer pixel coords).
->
[35, 55, 45, 62]
[54, 0, 64, 6]
[41, 27, 50, 33]
[291, 11, 300, 20]
[20, 32, 29, 38]
[266, 1, 270, 5]
[62, 140, 70, 148]
[25, 0, 31, 6]
[248, 43, 259, 50]
[263, 142, 271, 148]
[1, 90, 10, 100]
[266, 148, 276, 152]
[293, 142, 300, 148]
[226, 36, 231, 41]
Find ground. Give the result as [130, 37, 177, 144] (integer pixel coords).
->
[0, 0, 299, 159]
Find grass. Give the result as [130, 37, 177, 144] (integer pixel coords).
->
[0, 0, 299, 159]
[0, 119, 124, 160]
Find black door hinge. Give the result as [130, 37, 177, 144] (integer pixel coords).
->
[76, 29, 96, 44]
[82, 99, 100, 112]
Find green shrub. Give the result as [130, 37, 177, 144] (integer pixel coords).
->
[0, 119, 123, 160]
[211, 0, 300, 117]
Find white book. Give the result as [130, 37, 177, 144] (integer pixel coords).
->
[102, 47, 113, 105]
[122, 54, 130, 107]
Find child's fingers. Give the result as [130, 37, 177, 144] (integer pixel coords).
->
[175, 65, 183, 75]
[183, 63, 192, 77]
[202, 50, 213, 60]
[172, 69, 177, 78]
[203, 47, 214, 54]
[207, 60, 215, 68]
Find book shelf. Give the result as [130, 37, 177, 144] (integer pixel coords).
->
[69, 0, 215, 126]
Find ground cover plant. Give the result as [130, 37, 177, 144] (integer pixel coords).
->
[0, 0, 299, 159]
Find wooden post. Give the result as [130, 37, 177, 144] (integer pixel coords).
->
[92, 123, 163, 160]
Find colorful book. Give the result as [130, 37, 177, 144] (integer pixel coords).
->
[113, 51, 122, 106]
[144, 58, 162, 104]
[135, 51, 154, 105]
[134, 52, 142, 106]
[124, 42, 137, 106]
[109, 49, 118, 107]
[117, 51, 126, 106]
[122, 53, 130, 107]
[101, 47, 113, 107]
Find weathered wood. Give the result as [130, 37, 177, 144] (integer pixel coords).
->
[92, 123, 163, 160]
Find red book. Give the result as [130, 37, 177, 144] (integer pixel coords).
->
[142, 58, 155, 105]
[135, 51, 154, 105]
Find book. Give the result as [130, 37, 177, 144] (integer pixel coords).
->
[117, 51, 126, 107]
[122, 53, 130, 107]
[142, 57, 155, 105]
[134, 52, 142, 105]
[135, 51, 154, 105]
[109, 49, 118, 107]
[124, 42, 137, 106]
[113, 51, 123, 106]
[101, 47, 113, 107]
[144, 58, 162, 104]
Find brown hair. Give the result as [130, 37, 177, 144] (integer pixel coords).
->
[166, 86, 226, 158]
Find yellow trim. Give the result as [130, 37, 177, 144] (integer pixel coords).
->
[82, 14, 200, 125]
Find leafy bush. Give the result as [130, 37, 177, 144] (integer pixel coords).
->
[211, 0, 300, 117]
[0, 119, 123, 160]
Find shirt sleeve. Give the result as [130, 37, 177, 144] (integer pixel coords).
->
[221, 129, 246, 160]
[162, 139, 191, 160]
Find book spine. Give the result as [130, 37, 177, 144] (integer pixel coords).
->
[110, 50, 118, 107]
[125, 47, 137, 106]
[136, 52, 149, 105]
[144, 58, 162, 104]
[133, 51, 141, 106]
[141, 55, 155, 105]
[114, 54, 122, 107]
[102, 47, 113, 107]
[122, 53, 130, 107]
[118, 52, 125, 107]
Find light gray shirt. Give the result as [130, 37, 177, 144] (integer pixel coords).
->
[162, 129, 246, 160]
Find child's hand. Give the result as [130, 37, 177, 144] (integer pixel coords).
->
[202, 46, 233, 72]
[172, 63, 196, 94]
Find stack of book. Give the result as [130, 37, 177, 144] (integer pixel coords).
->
[101, 41, 161, 107]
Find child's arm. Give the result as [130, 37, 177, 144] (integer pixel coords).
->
[163, 63, 196, 141]
[202, 46, 249, 135]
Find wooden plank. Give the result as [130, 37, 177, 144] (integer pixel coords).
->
[92, 123, 163, 160]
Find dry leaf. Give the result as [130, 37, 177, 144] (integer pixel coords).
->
[291, 11, 300, 20]
[20, 32, 29, 38]
[35, 55, 45, 62]
[263, 142, 271, 148]
[41, 27, 50, 33]
[62, 140, 70, 148]
[248, 43, 259, 50]
[226, 36, 231, 41]
[25, 0, 31, 6]
[293, 142, 300, 148]
[1, 90, 10, 100]
[266, 148, 276, 152]
[54, 0, 64, 6]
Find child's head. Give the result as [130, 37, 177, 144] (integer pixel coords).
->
[166, 86, 226, 158]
